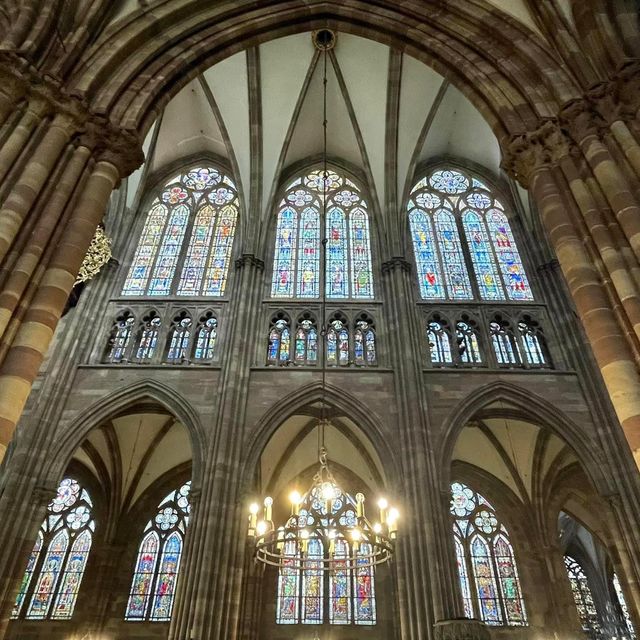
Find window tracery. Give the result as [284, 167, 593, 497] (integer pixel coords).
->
[135, 312, 162, 362]
[456, 318, 482, 365]
[294, 315, 318, 366]
[267, 315, 292, 366]
[613, 573, 636, 639]
[194, 312, 217, 361]
[271, 170, 374, 300]
[326, 317, 350, 367]
[450, 482, 527, 627]
[408, 168, 533, 302]
[518, 317, 548, 367]
[105, 311, 135, 363]
[122, 166, 238, 297]
[166, 313, 192, 363]
[125, 482, 191, 622]
[489, 317, 521, 366]
[12, 478, 95, 621]
[427, 319, 453, 366]
[564, 555, 599, 633]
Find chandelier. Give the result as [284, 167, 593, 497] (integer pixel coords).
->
[247, 29, 399, 571]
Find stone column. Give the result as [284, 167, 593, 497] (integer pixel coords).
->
[0, 112, 78, 264]
[0, 154, 120, 461]
[504, 124, 640, 467]
[0, 60, 26, 129]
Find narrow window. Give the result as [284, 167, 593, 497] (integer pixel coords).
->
[518, 319, 548, 367]
[105, 312, 135, 363]
[166, 316, 192, 363]
[267, 318, 291, 366]
[456, 320, 482, 365]
[564, 555, 600, 633]
[194, 314, 217, 361]
[136, 313, 162, 362]
[490, 319, 521, 366]
[427, 320, 453, 365]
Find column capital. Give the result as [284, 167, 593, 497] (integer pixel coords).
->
[235, 253, 265, 271]
[381, 256, 412, 274]
[501, 119, 573, 187]
[559, 97, 609, 144]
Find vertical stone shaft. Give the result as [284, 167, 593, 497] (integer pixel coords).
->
[531, 165, 640, 464]
[0, 113, 75, 265]
[0, 145, 91, 341]
[611, 120, 640, 179]
[0, 157, 119, 459]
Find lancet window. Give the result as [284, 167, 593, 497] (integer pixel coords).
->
[125, 482, 191, 622]
[326, 318, 350, 367]
[427, 319, 453, 365]
[408, 168, 532, 302]
[564, 555, 599, 633]
[135, 312, 162, 362]
[12, 478, 95, 621]
[122, 166, 238, 297]
[489, 318, 521, 366]
[518, 318, 548, 367]
[105, 311, 135, 363]
[194, 313, 217, 361]
[271, 169, 374, 300]
[276, 484, 375, 625]
[456, 319, 482, 365]
[450, 482, 527, 627]
[166, 313, 192, 363]
[267, 315, 292, 366]
[613, 574, 636, 639]
[294, 316, 319, 366]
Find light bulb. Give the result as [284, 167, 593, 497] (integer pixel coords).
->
[373, 523, 382, 534]
[328, 529, 336, 539]
[301, 529, 310, 540]
[377, 497, 388, 510]
[249, 503, 259, 515]
[388, 508, 399, 523]
[351, 528, 362, 541]
[256, 521, 268, 536]
[321, 482, 335, 501]
[264, 496, 273, 507]
[289, 490, 301, 505]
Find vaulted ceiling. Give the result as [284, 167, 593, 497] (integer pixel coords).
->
[125, 32, 503, 223]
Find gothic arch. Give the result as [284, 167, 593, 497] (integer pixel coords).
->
[438, 381, 611, 496]
[64, 1, 579, 139]
[38, 379, 205, 492]
[241, 380, 399, 491]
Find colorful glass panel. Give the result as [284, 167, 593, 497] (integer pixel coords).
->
[194, 317, 217, 360]
[519, 322, 546, 366]
[108, 315, 135, 362]
[462, 210, 504, 300]
[280, 327, 291, 363]
[125, 531, 160, 620]
[302, 538, 323, 624]
[167, 318, 192, 361]
[613, 574, 636, 639]
[349, 209, 374, 299]
[277, 539, 300, 624]
[486, 210, 533, 301]
[564, 556, 599, 632]
[52, 530, 92, 619]
[490, 322, 521, 365]
[434, 210, 473, 299]
[123, 203, 169, 295]
[26, 530, 69, 619]
[326, 208, 348, 298]
[330, 538, 351, 624]
[470, 535, 502, 625]
[409, 210, 445, 299]
[136, 317, 161, 361]
[428, 321, 452, 365]
[297, 207, 320, 298]
[203, 204, 238, 296]
[454, 536, 474, 619]
[12, 531, 43, 618]
[354, 543, 376, 624]
[272, 207, 298, 297]
[150, 532, 183, 621]
[494, 534, 526, 625]
[456, 321, 482, 364]
[177, 204, 216, 295]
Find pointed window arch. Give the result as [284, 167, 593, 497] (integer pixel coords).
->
[408, 168, 533, 301]
[354, 320, 376, 366]
[294, 316, 318, 365]
[125, 481, 191, 621]
[518, 318, 549, 367]
[166, 314, 192, 363]
[122, 167, 238, 297]
[456, 319, 482, 365]
[490, 317, 522, 366]
[12, 478, 95, 621]
[267, 316, 291, 366]
[276, 484, 376, 625]
[105, 311, 135, 363]
[427, 320, 453, 366]
[613, 573, 636, 639]
[271, 170, 374, 300]
[135, 312, 162, 362]
[450, 482, 527, 626]
[564, 555, 599, 633]
[194, 313, 218, 361]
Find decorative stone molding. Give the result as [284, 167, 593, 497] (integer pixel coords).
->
[381, 256, 412, 274]
[559, 98, 609, 144]
[75, 226, 112, 285]
[235, 254, 265, 271]
[433, 619, 491, 640]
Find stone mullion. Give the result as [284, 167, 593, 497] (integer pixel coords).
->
[0, 155, 120, 460]
[382, 259, 462, 639]
[168, 256, 264, 640]
[558, 156, 640, 352]
[0, 144, 91, 344]
[529, 163, 640, 465]
[0, 113, 77, 266]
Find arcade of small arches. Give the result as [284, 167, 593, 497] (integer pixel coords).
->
[0, 3, 640, 640]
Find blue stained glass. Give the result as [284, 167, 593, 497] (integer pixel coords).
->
[434, 210, 473, 300]
[203, 204, 237, 296]
[302, 539, 323, 624]
[52, 530, 92, 619]
[326, 208, 348, 298]
[470, 536, 502, 625]
[126, 531, 159, 620]
[177, 204, 216, 295]
[486, 210, 533, 301]
[354, 330, 364, 364]
[462, 210, 505, 300]
[494, 535, 526, 625]
[454, 536, 474, 619]
[277, 539, 300, 624]
[123, 203, 169, 295]
[27, 530, 69, 619]
[150, 532, 183, 621]
[148, 204, 190, 296]
[280, 328, 290, 362]
[330, 538, 351, 624]
[308, 328, 318, 362]
[349, 209, 374, 299]
[430, 169, 469, 194]
[297, 207, 320, 298]
[194, 318, 217, 360]
[272, 207, 298, 297]
[327, 329, 337, 365]
[409, 210, 445, 299]
[12, 531, 43, 618]
[354, 543, 376, 624]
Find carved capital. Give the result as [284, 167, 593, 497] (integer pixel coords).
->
[559, 98, 608, 144]
[235, 254, 265, 271]
[588, 82, 624, 126]
[381, 256, 412, 274]
[433, 619, 491, 640]
[501, 120, 571, 187]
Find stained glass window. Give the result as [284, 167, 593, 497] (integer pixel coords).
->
[166, 316, 192, 363]
[294, 318, 318, 366]
[12, 478, 95, 621]
[125, 482, 191, 622]
[122, 167, 238, 297]
[408, 168, 533, 302]
[326, 320, 350, 367]
[106, 312, 135, 363]
[276, 484, 376, 625]
[564, 556, 599, 633]
[427, 321, 452, 365]
[450, 482, 527, 627]
[136, 313, 161, 362]
[267, 318, 291, 366]
[518, 320, 547, 366]
[490, 319, 522, 366]
[613, 574, 636, 639]
[271, 170, 374, 300]
[354, 320, 376, 366]
[194, 314, 217, 361]
[456, 320, 482, 365]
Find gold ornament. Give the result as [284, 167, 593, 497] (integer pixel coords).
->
[75, 226, 112, 285]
